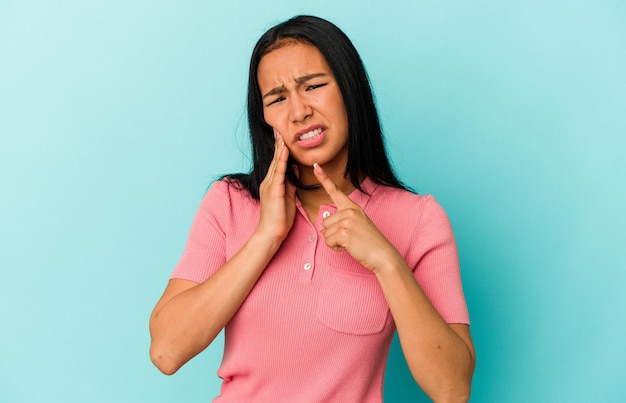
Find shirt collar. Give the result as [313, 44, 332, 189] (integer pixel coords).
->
[347, 176, 377, 209]
[294, 177, 378, 212]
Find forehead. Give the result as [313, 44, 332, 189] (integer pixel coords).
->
[257, 42, 331, 88]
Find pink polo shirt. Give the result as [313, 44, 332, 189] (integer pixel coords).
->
[171, 177, 469, 402]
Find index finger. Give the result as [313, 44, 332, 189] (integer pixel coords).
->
[313, 163, 354, 209]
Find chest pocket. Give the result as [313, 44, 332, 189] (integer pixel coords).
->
[316, 252, 390, 335]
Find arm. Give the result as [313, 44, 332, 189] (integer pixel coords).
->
[150, 134, 295, 375]
[374, 256, 475, 403]
[313, 163, 475, 403]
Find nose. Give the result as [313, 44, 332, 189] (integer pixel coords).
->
[288, 93, 313, 122]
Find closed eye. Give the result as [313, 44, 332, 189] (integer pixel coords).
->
[268, 96, 286, 106]
[306, 83, 326, 91]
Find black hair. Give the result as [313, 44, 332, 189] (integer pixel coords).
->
[224, 15, 407, 199]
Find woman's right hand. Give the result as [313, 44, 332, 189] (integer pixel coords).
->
[256, 131, 297, 243]
[150, 132, 299, 375]
[150, 131, 297, 374]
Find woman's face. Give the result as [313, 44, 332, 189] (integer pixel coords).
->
[258, 41, 349, 170]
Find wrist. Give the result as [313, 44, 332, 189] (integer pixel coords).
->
[248, 229, 284, 256]
[372, 251, 410, 278]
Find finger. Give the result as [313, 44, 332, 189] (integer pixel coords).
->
[271, 131, 283, 164]
[266, 131, 284, 182]
[312, 163, 354, 209]
[270, 137, 289, 191]
[320, 226, 346, 251]
[275, 141, 289, 176]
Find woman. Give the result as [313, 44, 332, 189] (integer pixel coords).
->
[150, 15, 475, 402]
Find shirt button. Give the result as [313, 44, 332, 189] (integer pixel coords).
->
[322, 211, 331, 218]
[304, 263, 312, 271]
[308, 234, 316, 242]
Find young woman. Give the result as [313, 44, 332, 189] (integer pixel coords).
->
[150, 15, 475, 402]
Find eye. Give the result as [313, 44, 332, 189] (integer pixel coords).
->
[267, 96, 286, 106]
[306, 83, 326, 91]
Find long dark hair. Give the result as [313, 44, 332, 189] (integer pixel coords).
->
[225, 15, 407, 199]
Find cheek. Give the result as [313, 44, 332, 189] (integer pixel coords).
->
[334, 102, 349, 129]
[262, 108, 284, 129]
[329, 95, 348, 124]
[262, 109, 275, 126]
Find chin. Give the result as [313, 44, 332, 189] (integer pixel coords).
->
[290, 154, 321, 168]
[290, 148, 347, 170]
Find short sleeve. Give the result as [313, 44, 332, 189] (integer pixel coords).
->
[170, 180, 231, 283]
[411, 196, 470, 325]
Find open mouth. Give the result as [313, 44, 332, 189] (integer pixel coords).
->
[298, 128, 323, 141]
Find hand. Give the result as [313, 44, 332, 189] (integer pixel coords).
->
[256, 131, 297, 243]
[312, 163, 401, 272]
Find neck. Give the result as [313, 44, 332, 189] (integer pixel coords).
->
[296, 164, 359, 208]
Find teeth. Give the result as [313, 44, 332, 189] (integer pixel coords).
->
[299, 128, 323, 141]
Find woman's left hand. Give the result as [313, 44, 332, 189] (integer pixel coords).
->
[314, 164, 475, 401]
[312, 163, 401, 273]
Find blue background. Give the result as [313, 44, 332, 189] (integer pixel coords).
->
[1, 1, 625, 402]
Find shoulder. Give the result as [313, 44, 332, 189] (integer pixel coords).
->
[369, 183, 442, 213]
[204, 178, 258, 205]
[369, 184, 453, 232]
[196, 179, 259, 221]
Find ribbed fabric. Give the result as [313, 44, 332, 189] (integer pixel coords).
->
[171, 178, 469, 402]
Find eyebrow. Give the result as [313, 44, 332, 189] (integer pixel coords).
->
[262, 73, 329, 99]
